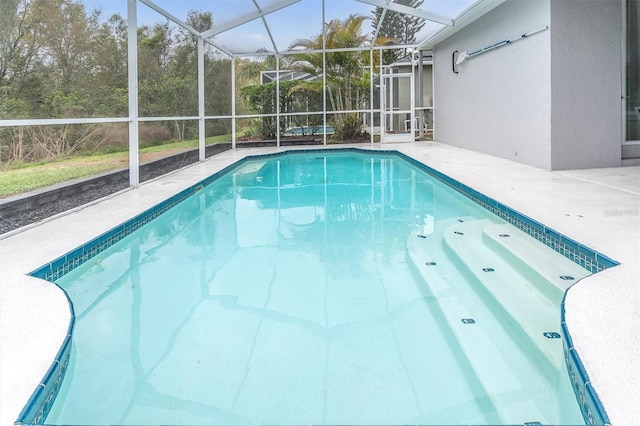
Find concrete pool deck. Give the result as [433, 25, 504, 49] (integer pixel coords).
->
[1, 142, 638, 425]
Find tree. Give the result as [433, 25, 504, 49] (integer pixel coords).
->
[0, 2, 235, 163]
[0, 0, 42, 93]
[92, 13, 128, 116]
[38, 0, 100, 93]
[1, 0, 108, 163]
[173, 10, 213, 76]
[371, 0, 425, 64]
[287, 14, 376, 140]
[236, 49, 278, 86]
[204, 56, 232, 134]
[0, 0, 46, 119]
[240, 79, 322, 139]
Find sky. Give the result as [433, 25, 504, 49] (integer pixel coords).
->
[83, 0, 478, 55]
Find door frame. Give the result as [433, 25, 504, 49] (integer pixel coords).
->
[380, 69, 415, 143]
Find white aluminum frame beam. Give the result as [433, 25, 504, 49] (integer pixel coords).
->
[198, 37, 205, 161]
[233, 44, 422, 58]
[127, 0, 139, 187]
[276, 55, 281, 147]
[322, 0, 327, 146]
[140, 0, 233, 57]
[139, 0, 199, 37]
[0, 117, 129, 127]
[369, 48, 375, 146]
[252, 0, 279, 54]
[231, 58, 237, 149]
[356, 0, 453, 26]
[371, 8, 388, 45]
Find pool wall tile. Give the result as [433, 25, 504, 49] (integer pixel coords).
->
[396, 149, 618, 274]
[23, 147, 617, 425]
[586, 383, 610, 425]
[398, 148, 614, 426]
[16, 384, 45, 424]
[16, 288, 75, 425]
[561, 321, 574, 349]
[561, 292, 611, 425]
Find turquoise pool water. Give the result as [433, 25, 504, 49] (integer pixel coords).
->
[44, 152, 588, 425]
[282, 125, 334, 136]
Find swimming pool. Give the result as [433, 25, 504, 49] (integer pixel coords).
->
[23, 149, 615, 425]
[282, 125, 335, 136]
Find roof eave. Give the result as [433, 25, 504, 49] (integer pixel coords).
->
[417, 0, 506, 50]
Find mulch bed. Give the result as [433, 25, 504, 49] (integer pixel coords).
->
[0, 144, 234, 235]
[0, 157, 184, 235]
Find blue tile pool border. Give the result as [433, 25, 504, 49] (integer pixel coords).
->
[16, 288, 75, 425]
[23, 147, 615, 425]
[561, 291, 612, 426]
[395, 149, 614, 425]
[392, 150, 618, 274]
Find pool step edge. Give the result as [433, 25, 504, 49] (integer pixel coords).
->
[441, 219, 565, 374]
[407, 220, 550, 424]
[481, 223, 591, 305]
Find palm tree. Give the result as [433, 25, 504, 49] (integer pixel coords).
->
[236, 48, 279, 86]
[286, 14, 383, 140]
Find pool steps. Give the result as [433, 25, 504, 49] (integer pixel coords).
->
[481, 223, 588, 305]
[407, 217, 591, 423]
[408, 218, 546, 424]
[443, 219, 590, 372]
[442, 219, 569, 371]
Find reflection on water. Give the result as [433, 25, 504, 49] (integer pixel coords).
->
[45, 153, 581, 425]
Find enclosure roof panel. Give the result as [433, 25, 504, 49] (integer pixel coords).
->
[101, 0, 503, 55]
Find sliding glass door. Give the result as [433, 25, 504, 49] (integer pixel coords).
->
[624, 0, 640, 157]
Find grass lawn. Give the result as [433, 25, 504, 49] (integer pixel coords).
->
[0, 135, 233, 198]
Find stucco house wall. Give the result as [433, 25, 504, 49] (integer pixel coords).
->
[550, 0, 622, 169]
[433, 0, 552, 169]
[433, 0, 623, 170]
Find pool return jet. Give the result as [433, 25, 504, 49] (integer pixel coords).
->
[453, 26, 549, 70]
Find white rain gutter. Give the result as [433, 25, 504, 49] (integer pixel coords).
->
[417, 0, 506, 50]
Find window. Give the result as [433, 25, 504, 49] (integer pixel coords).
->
[626, 0, 640, 141]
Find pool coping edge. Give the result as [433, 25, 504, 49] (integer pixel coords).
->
[20, 147, 614, 425]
